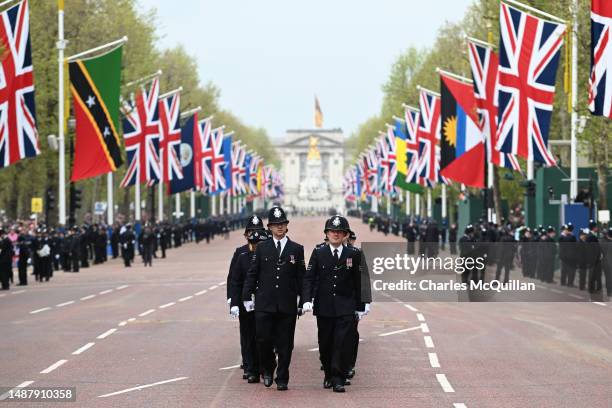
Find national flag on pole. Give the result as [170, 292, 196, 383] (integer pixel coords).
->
[248, 154, 261, 196]
[169, 113, 199, 194]
[314, 96, 323, 128]
[439, 72, 485, 188]
[467, 39, 521, 171]
[589, 0, 612, 117]
[496, 2, 565, 166]
[355, 162, 363, 200]
[196, 118, 223, 194]
[120, 77, 161, 187]
[404, 107, 421, 185]
[416, 88, 446, 186]
[69, 45, 123, 181]
[0, 0, 39, 168]
[159, 91, 183, 183]
[394, 117, 424, 193]
[363, 148, 379, 197]
[221, 133, 233, 194]
[231, 141, 247, 196]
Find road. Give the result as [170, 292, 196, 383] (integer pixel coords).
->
[1, 216, 611, 407]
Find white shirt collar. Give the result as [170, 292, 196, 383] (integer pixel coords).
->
[329, 243, 343, 258]
[273, 235, 288, 253]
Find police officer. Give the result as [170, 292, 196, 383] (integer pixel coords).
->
[229, 229, 269, 383]
[16, 234, 30, 285]
[558, 224, 577, 287]
[242, 206, 305, 391]
[302, 216, 365, 393]
[495, 226, 516, 283]
[586, 220, 602, 294]
[520, 228, 537, 278]
[120, 224, 136, 267]
[140, 225, 155, 267]
[600, 228, 612, 297]
[0, 228, 13, 290]
[68, 227, 81, 273]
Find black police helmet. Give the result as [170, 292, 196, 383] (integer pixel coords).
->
[267, 206, 289, 225]
[324, 216, 351, 233]
[247, 229, 269, 244]
[245, 214, 265, 231]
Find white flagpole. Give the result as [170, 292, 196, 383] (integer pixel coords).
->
[226, 191, 231, 214]
[107, 173, 113, 225]
[406, 190, 411, 216]
[427, 189, 432, 218]
[190, 190, 195, 218]
[57, 0, 66, 225]
[158, 182, 163, 221]
[65, 36, 128, 62]
[441, 184, 447, 220]
[135, 182, 141, 221]
[211, 195, 216, 216]
[570, 0, 578, 201]
[175, 193, 180, 220]
[416, 193, 421, 217]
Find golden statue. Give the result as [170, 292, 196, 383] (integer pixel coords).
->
[307, 136, 321, 161]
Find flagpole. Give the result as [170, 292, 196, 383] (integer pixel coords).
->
[107, 173, 113, 225]
[65, 36, 128, 62]
[415, 193, 421, 218]
[441, 184, 447, 221]
[402, 104, 419, 113]
[427, 189, 432, 218]
[501, 0, 566, 24]
[180, 106, 202, 119]
[406, 190, 411, 216]
[211, 195, 216, 216]
[124, 70, 162, 89]
[158, 182, 163, 221]
[159, 86, 182, 100]
[416, 85, 441, 97]
[570, 0, 578, 201]
[135, 182, 141, 221]
[175, 193, 180, 220]
[226, 191, 231, 214]
[57, 0, 66, 225]
[487, 162, 494, 222]
[436, 68, 473, 83]
[190, 190, 195, 219]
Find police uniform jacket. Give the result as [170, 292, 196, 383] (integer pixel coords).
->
[303, 244, 363, 318]
[242, 237, 305, 315]
[227, 244, 249, 299]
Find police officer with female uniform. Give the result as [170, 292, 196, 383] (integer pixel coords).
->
[302, 216, 365, 393]
[242, 206, 306, 391]
[229, 229, 270, 383]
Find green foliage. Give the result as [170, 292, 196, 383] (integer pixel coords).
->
[0, 0, 276, 221]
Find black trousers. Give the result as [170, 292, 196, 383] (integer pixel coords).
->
[495, 262, 512, 283]
[254, 311, 296, 384]
[560, 261, 575, 286]
[0, 262, 10, 289]
[239, 309, 259, 376]
[316, 314, 354, 386]
[588, 262, 602, 293]
[18, 260, 27, 285]
[578, 266, 587, 290]
[349, 316, 360, 369]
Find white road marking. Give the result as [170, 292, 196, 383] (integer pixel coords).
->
[593, 302, 607, 307]
[428, 352, 440, 368]
[416, 313, 425, 322]
[453, 404, 467, 408]
[0, 381, 34, 401]
[194, 289, 208, 296]
[436, 374, 455, 392]
[118, 321, 127, 327]
[116, 285, 129, 290]
[535, 284, 547, 290]
[424, 336, 435, 348]
[98, 377, 189, 398]
[159, 302, 176, 309]
[12, 290, 26, 294]
[30, 307, 51, 314]
[80, 294, 96, 301]
[0, 293, 6, 298]
[550, 288, 564, 294]
[127, 318, 136, 322]
[56, 300, 75, 307]
[72, 342, 95, 355]
[568, 294, 584, 300]
[97, 328, 117, 339]
[178, 296, 193, 302]
[40, 359, 67, 374]
[139, 309, 156, 317]
[219, 365, 241, 370]
[99, 289, 113, 295]
[379, 325, 422, 337]
[421, 323, 430, 333]
[404, 303, 419, 312]
[308, 347, 319, 351]
[218, 281, 226, 286]
[209, 285, 218, 290]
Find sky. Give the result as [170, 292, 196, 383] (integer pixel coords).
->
[141, 0, 474, 140]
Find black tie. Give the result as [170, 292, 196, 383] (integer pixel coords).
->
[276, 240, 282, 257]
[334, 248, 339, 261]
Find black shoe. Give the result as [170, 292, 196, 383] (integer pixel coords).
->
[247, 375, 260, 383]
[332, 384, 345, 393]
[323, 379, 332, 389]
[263, 376, 273, 387]
[276, 383, 288, 391]
[242, 373, 248, 380]
[347, 368, 355, 379]
[344, 380, 351, 386]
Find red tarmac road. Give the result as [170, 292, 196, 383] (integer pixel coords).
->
[1, 216, 611, 407]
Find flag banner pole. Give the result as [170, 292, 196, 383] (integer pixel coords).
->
[159, 86, 183, 99]
[416, 85, 441, 97]
[427, 189, 432, 218]
[0, 0, 21, 10]
[392, 115, 405, 123]
[402, 104, 419, 112]
[406, 190, 411, 215]
[180, 106, 202, 118]
[198, 116, 214, 125]
[466, 36, 496, 49]
[135, 182, 141, 221]
[66, 36, 128, 62]
[502, 0, 566, 24]
[190, 190, 195, 218]
[124, 70, 162, 89]
[436, 68, 473, 83]
[58, 0, 66, 225]
[569, 0, 578, 200]
[158, 182, 163, 221]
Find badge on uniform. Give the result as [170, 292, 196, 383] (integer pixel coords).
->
[346, 258, 352, 268]
[289, 254, 295, 264]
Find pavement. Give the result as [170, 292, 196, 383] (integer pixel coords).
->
[1, 216, 611, 407]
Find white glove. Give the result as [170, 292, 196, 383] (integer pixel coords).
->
[355, 311, 366, 320]
[364, 303, 371, 315]
[243, 300, 255, 312]
[227, 298, 231, 305]
[302, 302, 313, 313]
[230, 306, 239, 318]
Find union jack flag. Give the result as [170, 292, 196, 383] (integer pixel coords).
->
[248, 154, 261, 196]
[363, 148, 379, 197]
[417, 89, 446, 186]
[343, 168, 356, 202]
[0, 0, 38, 168]
[263, 165, 274, 199]
[379, 127, 397, 194]
[495, 2, 565, 167]
[120, 77, 161, 187]
[404, 107, 420, 184]
[158, 92, 183, 182]
[198, 120, 226, 194]
[589, 0, 612, 117]
[468, 39, 521, 171]
[231, 141, 247, 196]
[272, 169, 284, 199]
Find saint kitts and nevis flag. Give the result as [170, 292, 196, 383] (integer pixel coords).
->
[439, 72, 486, 188]
[69, 44, 123, 181]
